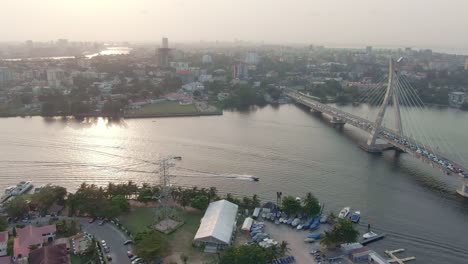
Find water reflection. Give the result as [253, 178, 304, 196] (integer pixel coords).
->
[42, 116, 127, 129]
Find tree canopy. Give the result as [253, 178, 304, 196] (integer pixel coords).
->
[31, 185, 67, 214]
[0, 216, 8, 231]
[219, 245, 269, 264]
[134, 230, 168, 261]
[303, 192, 321, 217]
[321, 218, 359, 248]
[281, 196, 301, 216]
[4, 196, 29, 219]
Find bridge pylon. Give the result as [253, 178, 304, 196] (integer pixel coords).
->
[364, 58, 402, 153]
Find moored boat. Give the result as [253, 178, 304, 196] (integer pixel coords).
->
[350, 211, 361, 223]
[363, 231, 378, 239]
[338, 207, 350, 219]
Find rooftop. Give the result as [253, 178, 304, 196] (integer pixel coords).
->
[194, 199, 238, 245]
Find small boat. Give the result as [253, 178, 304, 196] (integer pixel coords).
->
[363, 231, 378, 239]
[173, 156, 182, 160]
[252, 177, 259, 181]
[308, 233, 321, 239]
[338, 207, 350, 219]
[350, 211, 361, 223]
[320, 215, 328, 224]
[291, 218, 300, 227]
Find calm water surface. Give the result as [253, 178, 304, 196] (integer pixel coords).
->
[0, 104, 468, 263]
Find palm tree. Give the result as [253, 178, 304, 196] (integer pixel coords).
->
[208, 187, 218, 201]
[279, 241, 291, 256]
[252, 194, 260, 208]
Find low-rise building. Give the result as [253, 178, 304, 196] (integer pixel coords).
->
[0, 231, 8, 257]
[182, 82, 204, 92]
[13, 225, 56, 259]
[448, 91, 466, 108]
[193, 200, 238, 252]
[29, 244, 69, 264]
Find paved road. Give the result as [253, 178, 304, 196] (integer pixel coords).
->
[81, 220, 132, 264]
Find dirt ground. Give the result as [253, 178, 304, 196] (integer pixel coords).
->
[264, 221, 320, 264]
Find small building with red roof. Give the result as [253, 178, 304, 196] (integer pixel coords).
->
[13, 225, 56, 259]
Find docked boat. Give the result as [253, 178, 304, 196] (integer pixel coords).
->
[291, 218, 300, 227]
[350, 211, 361, 223]
[338, 207, 350, 219]
[363, 231, 378, 239]
[10, 181, 33, 196]
[320, 215, 328, 224]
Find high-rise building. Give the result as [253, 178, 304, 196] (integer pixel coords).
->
[47, 69, 65, 88]
[202, 54, 213, 64]
[0, 67, 13, 83]
[157, 37, 171, 67]
[245, 52, 259, 64]
[233, 62, 249, 79]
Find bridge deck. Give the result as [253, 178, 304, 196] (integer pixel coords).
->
[286, 91, 468, 180]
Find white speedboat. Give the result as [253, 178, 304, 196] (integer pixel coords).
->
[363, 231, 378, 239]
[338, 207, 350, 219]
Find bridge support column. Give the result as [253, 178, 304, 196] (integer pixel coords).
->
[456, 178, 468, 197]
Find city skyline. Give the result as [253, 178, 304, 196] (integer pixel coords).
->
[3, 0, 468, 49]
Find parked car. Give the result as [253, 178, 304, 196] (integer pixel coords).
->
[124, 240, 133, 245]
[88, 218, 96, 223]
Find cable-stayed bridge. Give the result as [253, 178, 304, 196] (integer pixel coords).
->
[286, 58, 468, 197]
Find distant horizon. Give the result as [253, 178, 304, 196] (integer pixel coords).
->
[2, 39, 468, 56]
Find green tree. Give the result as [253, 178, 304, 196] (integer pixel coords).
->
[191, 195, 209, 211]
[7, 237, 14, 256]
[278, 241, 291, 256]
[134, 230, 168, 261]
[303, 192, 321, 217]
[321, 218, 359, 248]
[111, 195, 130, 213]
[281, 196, 301, 216]
[31, 185, 67, 214]
[219, 245, 268, 264]
[4, 196, 29, 219]
[137, 188, 154, 203]
[0, 216, 8, 231]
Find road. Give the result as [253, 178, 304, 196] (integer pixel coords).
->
[81, 219, 132, 264]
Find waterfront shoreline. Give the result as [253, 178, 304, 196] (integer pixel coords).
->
[0, 111, 223, 119]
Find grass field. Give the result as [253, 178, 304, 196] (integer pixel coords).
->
[119, 206, 208, 262]
[126, 101, 198, 117]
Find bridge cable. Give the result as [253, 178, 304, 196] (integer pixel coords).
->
[399, 75, 467, 165]
[395, 74, 438, 160]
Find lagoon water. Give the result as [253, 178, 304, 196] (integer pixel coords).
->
[1, 104, 468, 263]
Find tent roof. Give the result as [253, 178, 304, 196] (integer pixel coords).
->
[194, 200, 238, 244]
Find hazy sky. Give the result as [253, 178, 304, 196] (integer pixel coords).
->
[2, 0, 468, 47]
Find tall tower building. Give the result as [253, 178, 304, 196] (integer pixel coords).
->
[157, 37, 171, 67]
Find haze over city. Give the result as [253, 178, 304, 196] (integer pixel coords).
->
[3, 0, 468, 49]
[2, 1, 468, 264]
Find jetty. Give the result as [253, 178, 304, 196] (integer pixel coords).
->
[385, 249, 416, 264]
